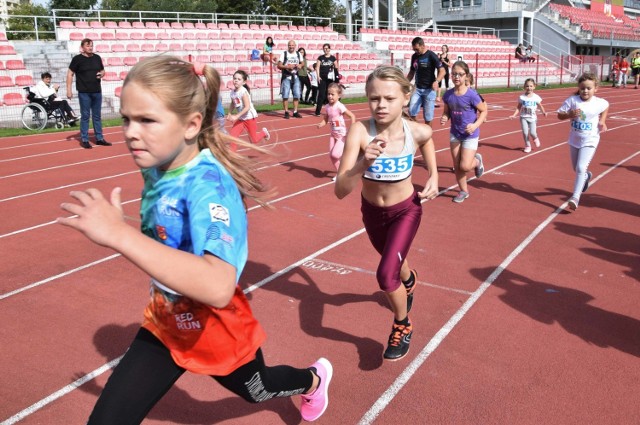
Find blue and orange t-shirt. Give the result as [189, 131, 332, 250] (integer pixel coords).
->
[139, 148, 266, 375]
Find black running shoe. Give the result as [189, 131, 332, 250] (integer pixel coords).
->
[383, 322, 413, 361]
[403, 269, 417, 313]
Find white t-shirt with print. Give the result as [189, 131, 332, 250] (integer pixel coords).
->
[518, 93, 543, 120]
[558, 95, 609, 148]
[230, 86, 257, 121]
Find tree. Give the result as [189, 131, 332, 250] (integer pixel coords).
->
[50, 0, 99, 18]
[7, 3, 54, 40]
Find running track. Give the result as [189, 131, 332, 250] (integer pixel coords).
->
[1, 86, 639, 425]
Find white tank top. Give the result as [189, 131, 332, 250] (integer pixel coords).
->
[363, 118, 415, 182]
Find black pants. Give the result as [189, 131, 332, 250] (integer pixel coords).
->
[52, 99, 74, 117]
[439, 67, 450, 90]
[87, 328, 313, 425]
[314, 78, 335, 115]
[299, 75, 311, 102]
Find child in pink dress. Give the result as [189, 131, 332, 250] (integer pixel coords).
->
[317, 83, 355, 176]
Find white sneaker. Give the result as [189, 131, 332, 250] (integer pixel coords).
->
[262, 127, 270, 141]
[568, 197, 579, 211]
[524, 146, 532, 153]
[534, 138, 540, 148]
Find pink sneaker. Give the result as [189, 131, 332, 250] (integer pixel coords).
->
[300, 358, 333, 421]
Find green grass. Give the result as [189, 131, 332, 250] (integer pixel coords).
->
[0, 83, 575, 138]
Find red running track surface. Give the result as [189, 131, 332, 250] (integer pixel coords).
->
[1, 86, 639, 425]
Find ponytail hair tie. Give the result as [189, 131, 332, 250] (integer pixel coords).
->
[193, 62, 206, 76]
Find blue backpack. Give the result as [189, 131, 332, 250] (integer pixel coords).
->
[250, 49, 261, 61]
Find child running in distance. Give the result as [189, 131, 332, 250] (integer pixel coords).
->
[557, 72, 609, 211]
[440, 61, 488, 203]
[317, 82, 356, 178]
[335, 66, 439, 361]
[58, 56, 332, 423]
[228, 70, 270, 152]
[509, 78, 548, 153]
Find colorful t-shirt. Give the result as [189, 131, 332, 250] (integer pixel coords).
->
[558, 95, 609, 148]
[363, 118, 415, 182]
[518, 93, 543, 120]
[139, 148, 265, 375]
[442, 87, 484, 140]
[230, 86, 257, 121]
[325, 101, 348, 136]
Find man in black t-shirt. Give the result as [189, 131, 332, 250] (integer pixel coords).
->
[406, 37, 445, 124]
[66, 38, 111, 149]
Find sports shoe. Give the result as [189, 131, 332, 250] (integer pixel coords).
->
[474, 153, 484, 178]
[403, 270, 417, 313]
[293, 111, 302, 118]
[582, 171, 592, 193]
[383, 321, 413, 361]
[80, 140, 92, 149]
[534, 138, 540, 148]
[300, 358, 333, 421]
[523, 145, 532, 153]
[568, 197, 579, 211]
[284, 111, 290, 119]
[452, 191, 469, 203]
[262, 127, 270, 141]
[95, 139, 112, 146]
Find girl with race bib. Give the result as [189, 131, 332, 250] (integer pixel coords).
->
[509, 78, 548, 153]
[316, 83, 356, 176]
[334, 66, 439, 362]
[58, 56, 332, 424]
[557, 72, 609, 211]
[228, 70, 270, 152]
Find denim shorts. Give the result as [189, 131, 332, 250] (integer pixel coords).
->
[280, 75, 301, 99]
[409, 87, 436, 123]
[449, 134, 479, 150]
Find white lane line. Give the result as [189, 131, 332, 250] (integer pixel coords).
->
[357, 150, 640, 425]
[1, 357, 123, 425]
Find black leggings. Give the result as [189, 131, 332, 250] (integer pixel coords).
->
[439, 66, 450, 90]
[314, 78, 335, 115]
[88, 328, 314, 425]
[299, 75, 311, 102]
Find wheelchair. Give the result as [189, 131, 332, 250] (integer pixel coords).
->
[21, 87, 74, 131]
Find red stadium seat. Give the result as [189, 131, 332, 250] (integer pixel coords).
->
[6, 60, 25, 70]
[3, 92, 24, 105]
[15, 75, 34, 86]
[0, 76, 13, 87]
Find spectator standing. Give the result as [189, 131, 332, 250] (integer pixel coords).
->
[309, 63, 319, 105]
[34, 72, 78, 123]
[618, 55, 630, 88]
[297, 47, 312, 104]
[314, 43, 339, 116]
[436, 44, 451, 106]
[406, 37, 445, 125]
[631, 51, 640, 89]
[277, 40, 303, 119]
[67, 38, 111, 149]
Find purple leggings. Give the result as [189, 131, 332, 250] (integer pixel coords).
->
[361, 193, 422, 292]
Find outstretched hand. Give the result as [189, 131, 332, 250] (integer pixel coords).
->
[57, 187, 128, 248]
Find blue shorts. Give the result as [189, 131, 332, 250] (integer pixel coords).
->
[280, 75, 301, 100]
[409, 87, 436, 123]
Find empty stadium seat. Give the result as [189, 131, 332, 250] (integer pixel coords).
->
[107, 57, 124, 66]
[123, 57, 138, 66]
[6, 60, 25, 70]
[102, 72, 119, 81]
[3, 92, 24, 105]
[0, 76, 13, 87]
[15, 75, 34, 86]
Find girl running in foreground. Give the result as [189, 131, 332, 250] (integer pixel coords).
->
[334, 66, 439, 361]
[58, 56, 331, 424]
[557, 72, 609, 211]
[440, 61, 488, 203]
